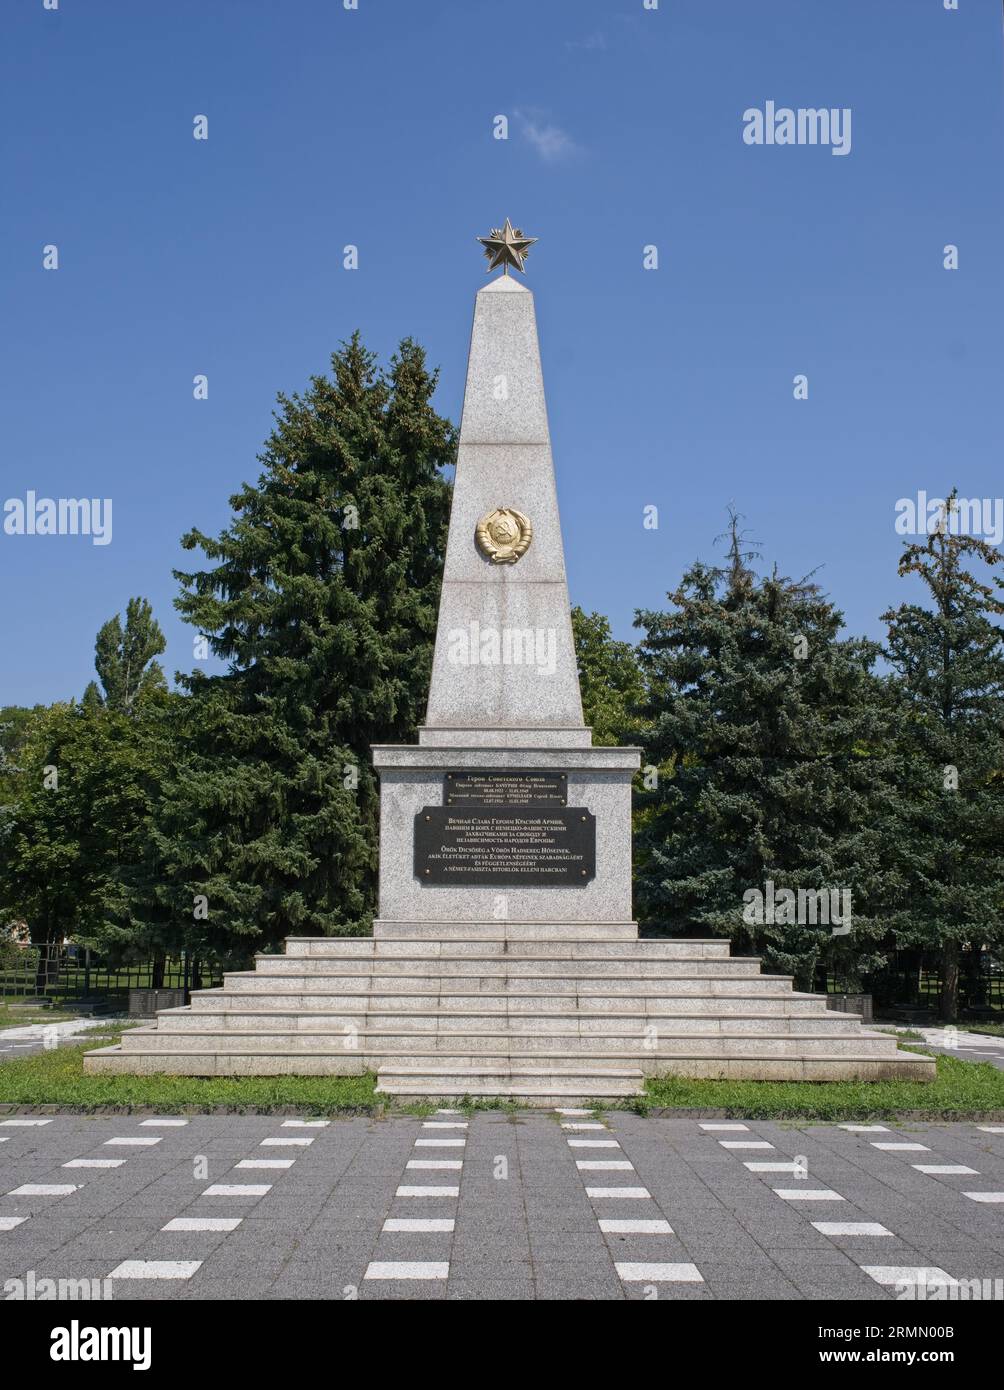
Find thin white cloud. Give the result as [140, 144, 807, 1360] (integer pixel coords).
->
[565, 31, 607, 52]
[515, 108, 580, 163]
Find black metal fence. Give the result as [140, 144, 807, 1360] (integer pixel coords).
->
[839, 947, 1004, 1021]
[0, 945, 224, 1008]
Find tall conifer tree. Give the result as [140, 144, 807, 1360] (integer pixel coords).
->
[634, 518, 893, 988]
[881, 492, 1004, 1019]
[158, 336, 454, 952]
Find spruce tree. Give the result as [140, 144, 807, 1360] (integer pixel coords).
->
[159, 335, 454, 953]
[633, 518, 894, 988]
[881, 492, 1004, 1020]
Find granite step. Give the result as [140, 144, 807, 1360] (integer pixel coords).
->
[162, 1009, 866, 1036]
[281, 936, 732, 960]
[111, 1028, 902, 1060]
[216, 973, 789, 995]
[187, 984, 828, 1017]
[372, 922, 639, 941]
[375, 1066, 644, 1099]
[187, 989, 835, 1016]
[81, 1042, 933, 1085]
[248, 957, 766, 979]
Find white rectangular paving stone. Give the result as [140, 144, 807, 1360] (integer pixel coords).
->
[861, 1266, 956, 1288]
[104, 1137, 161, 1147]
[599, 1219, 673, 1234]
[281, 1119, 329, 1127]
[383, 1218, 455, 1233]
[556, 1109, 592, 1116]
[576, 1160, 634, 1171]
[774, 1189, 845, 1201]
[912, 1164, 978, 1175]
[139, 1119, 189, 1127]
[978, 1127, 1004, 1134]
[407, 1159, 462, 1170]
[235, 1159, 295, 1169]
[562, 1123, 606, 1131]
[395, 1185, 460, 1197]
[435, 1109, 461, 1115]
[364, 1261, 449, 1280]
[838, 1125, 889, 1133]
[422, 1122, 468, 1129]
[699, 1123, 749, 1131]
[744, 1162, 803, 1173]
[812, 1222, 892, 1237]
[202, 1184, 272, 1197]
[963, 1192, 1004, 1203]
[585, 1186, 651, 1199]
[414, 1138, 466, 1147]
[1, 1119, 53, 1127]
[109, 1260, 202, 1280]
[162, 1218, 242, 1232]
[8, 1184, 77, 1197]
[616, 1263, 703, 1283]
[872, 1142, 929, 1152]
[0, 1138, 6, 1143]
[62, 1159, 126, 1169]
[261, 1137, 314, 1147]
[719, 1141, 774, 1150]
[567, 1139, 620, 1148]
[0, 1216, 28, 1230]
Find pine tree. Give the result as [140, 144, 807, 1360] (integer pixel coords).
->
[84, 597, 166, 713]
[571, 607, 645, 746]
[881, 492, 1004, 1020]
[633, 517, 895, 988]
[158, 335, 454, 954]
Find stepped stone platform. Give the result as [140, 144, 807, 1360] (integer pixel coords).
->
[83, 923, 936, 1099]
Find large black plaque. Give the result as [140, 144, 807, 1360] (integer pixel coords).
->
[415, 806, 595, 885]
[444, 769, 567, 808]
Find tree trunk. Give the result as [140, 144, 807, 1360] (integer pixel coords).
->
[151, 953, 165, 990]
[940, 939, 960, 1021]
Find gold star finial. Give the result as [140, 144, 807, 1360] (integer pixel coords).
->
[477, 218, 537, 276]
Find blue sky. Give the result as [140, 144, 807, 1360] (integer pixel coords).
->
[2, 0, 1002, 705]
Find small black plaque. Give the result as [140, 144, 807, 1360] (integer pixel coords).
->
[444, 769, 567, 807]
[415, 806, 595, 885]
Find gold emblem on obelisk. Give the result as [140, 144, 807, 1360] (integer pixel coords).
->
[475, 507, 533, 564]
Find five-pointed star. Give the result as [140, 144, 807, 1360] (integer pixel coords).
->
[477, 218, 538, 275]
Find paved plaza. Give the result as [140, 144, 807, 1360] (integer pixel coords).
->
[1, 1111, 1002, 1301]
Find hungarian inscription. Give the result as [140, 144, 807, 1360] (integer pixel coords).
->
[415, 806, 595, 886]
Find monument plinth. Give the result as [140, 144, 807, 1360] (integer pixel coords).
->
[371, 270, 639, 933]
[84, 223, 934, 1096]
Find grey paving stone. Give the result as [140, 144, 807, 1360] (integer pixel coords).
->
[446, 1279, 536, 1300]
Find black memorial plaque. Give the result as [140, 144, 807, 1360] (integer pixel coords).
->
[444, 769, 567, 808]
[415, 806, 595, 886]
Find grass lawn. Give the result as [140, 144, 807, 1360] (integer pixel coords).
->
[0, 1035, 1002, 1119]
[640, 1054, 1004, 1119]
[0, 1034, 379, 1114]
[965, 1022, 1004, 1038]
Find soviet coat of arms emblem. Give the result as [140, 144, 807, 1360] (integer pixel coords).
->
[475, 507, 533, 565]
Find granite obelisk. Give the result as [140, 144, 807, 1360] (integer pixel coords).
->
[370, 233, 641, 933]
